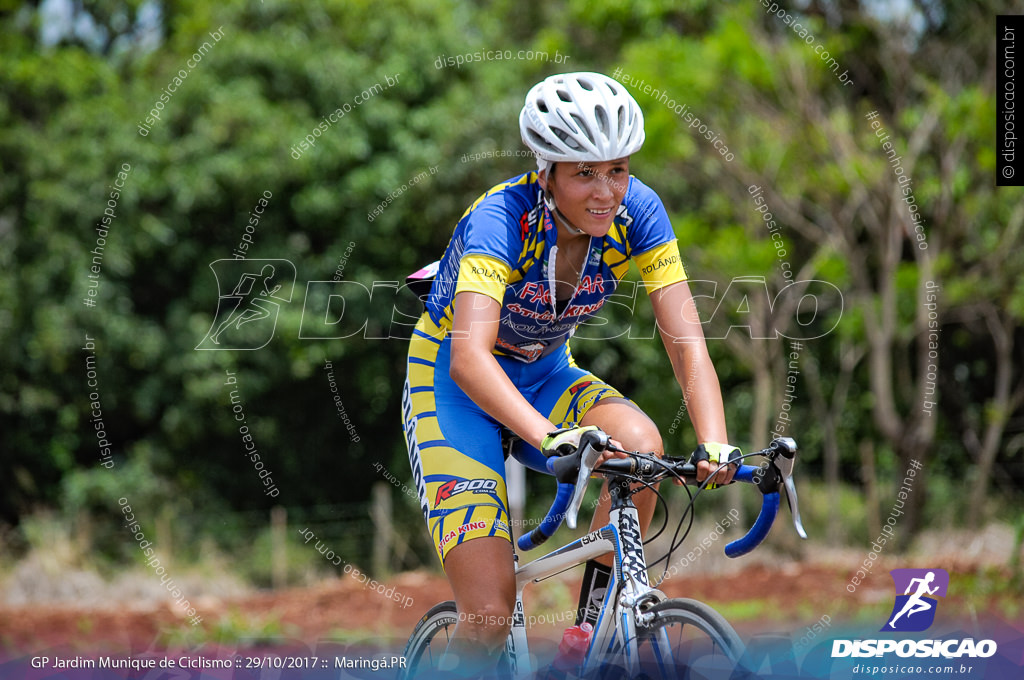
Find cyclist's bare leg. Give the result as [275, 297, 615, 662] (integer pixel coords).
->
[440, 536, 516, 673]
[581, 398, 663, 568]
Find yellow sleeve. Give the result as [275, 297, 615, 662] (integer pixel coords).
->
[454, 254, 512, 304]
[633, 240, 687, 293]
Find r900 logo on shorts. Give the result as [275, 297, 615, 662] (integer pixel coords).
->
[434, 477, 498, 505]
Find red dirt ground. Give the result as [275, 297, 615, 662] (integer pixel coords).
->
[2, 561, 1016, 657]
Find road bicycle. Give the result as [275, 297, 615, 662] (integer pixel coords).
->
[398, 429, 807, 679]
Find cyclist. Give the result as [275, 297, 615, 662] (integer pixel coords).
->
[402, 71, 739, 673]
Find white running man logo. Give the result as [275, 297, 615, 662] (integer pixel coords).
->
[887, 571, 939, 628]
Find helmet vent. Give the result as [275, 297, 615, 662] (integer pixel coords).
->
[556, 109, 579, 134]
[552, 126, 583, 151]
[527, 128, 560, 153]
[570, 113, 593, 143]
[556, 89, 573, 102]
[594, 106, 611, 139]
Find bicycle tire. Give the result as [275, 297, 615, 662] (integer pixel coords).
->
[397, 600, 458, 679]
[594, 597, 744, 680]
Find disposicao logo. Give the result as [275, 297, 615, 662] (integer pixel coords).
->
[196, 260, 295, 350]
[832, 568, 997, 659]
[882, 568, 948, 632]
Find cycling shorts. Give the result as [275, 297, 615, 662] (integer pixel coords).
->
[402, 313, 625, 566]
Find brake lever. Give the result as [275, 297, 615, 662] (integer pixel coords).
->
[769, 437, 807, 540]
[565, 430, 610, 530]
[783, 476, 808, 539]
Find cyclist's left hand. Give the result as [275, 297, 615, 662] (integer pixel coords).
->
[692, 442, 740, 488]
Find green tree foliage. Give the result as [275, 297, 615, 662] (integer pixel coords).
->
[1, 0, 1021, 565]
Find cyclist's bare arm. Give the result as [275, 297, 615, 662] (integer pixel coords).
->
[649, 280, 733, 485]
[449, 291, 557, 450]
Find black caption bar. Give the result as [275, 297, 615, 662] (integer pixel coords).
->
[998, 15, 1023, 186]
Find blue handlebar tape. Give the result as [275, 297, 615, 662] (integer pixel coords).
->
[517, 481, 575, 551]
[733, 464, 758, 482]
[725, 491, 780, 558]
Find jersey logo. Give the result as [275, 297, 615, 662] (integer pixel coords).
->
[569, 381, 594, 395]
[578, 274, 606, 294]
[434, 477, 499, 505]
[439, 520, 488, 550]
[640, 255, 680, 276]
[495, 337, 547, 362]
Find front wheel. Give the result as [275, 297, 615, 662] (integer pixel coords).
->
[594, 597, 744, 679]
[397, 600, 458, 679]
[398, 600, 513, 679]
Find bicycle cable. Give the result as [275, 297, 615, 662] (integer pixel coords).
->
[623, 450, 767, 589]
[655, 450, 769, 587]
[596, 445, 697, 579]
[598, 444, 685, 549]
[586, 444, 768, 588]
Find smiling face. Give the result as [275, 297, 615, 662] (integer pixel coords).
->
[543, 158, 630, 237]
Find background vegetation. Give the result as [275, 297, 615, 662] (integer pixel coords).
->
[2, 0, 1022, 590]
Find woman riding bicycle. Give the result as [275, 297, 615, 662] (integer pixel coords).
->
[402, 71, 739, 674]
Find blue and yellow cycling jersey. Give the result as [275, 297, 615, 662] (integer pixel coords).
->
[423, 171, 687, 362]
[405, 170, 688, 566]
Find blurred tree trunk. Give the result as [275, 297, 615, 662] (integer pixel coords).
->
[961, 304, 1024, 527]
[803, 342, 862, 542]
[860, 440, 881, 539]
[724, 52, 946, 541]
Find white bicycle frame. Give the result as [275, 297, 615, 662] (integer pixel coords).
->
[503, 494, 674, 678]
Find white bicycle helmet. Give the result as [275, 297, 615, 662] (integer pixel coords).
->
[520, 72, 645, 165]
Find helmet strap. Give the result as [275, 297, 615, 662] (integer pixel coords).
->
[544, 192, 585, 236]
[541, 166, 585, 236]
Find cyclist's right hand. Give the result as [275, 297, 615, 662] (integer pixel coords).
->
[541, 425, 629, 470]
[540, 425, 601, 457]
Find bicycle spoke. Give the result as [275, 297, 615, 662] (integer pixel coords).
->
[591, 599, 742, 680]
